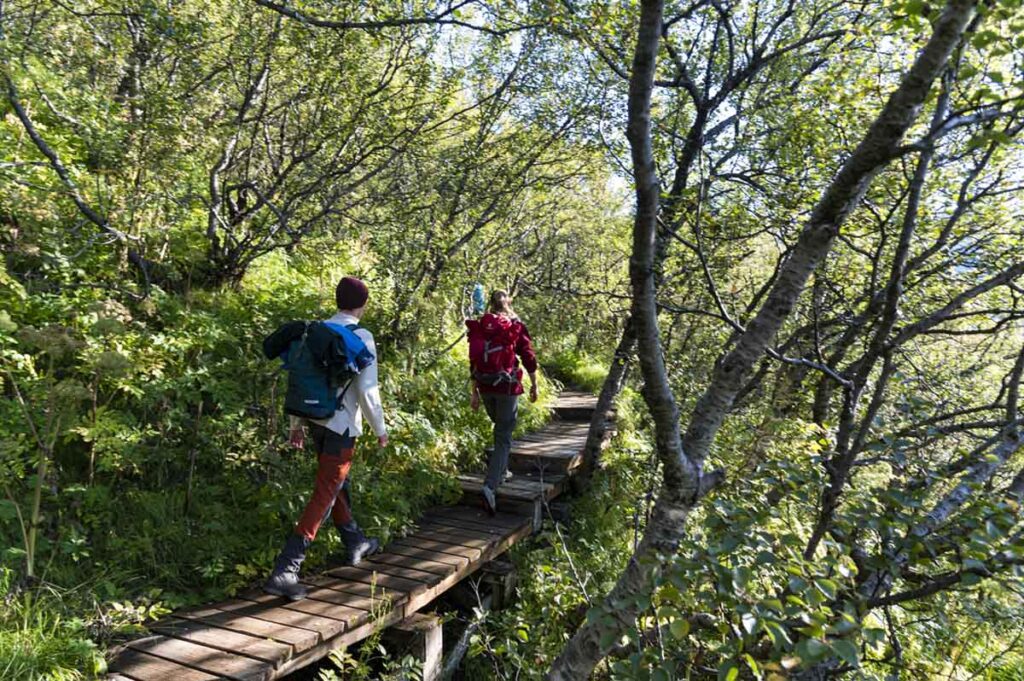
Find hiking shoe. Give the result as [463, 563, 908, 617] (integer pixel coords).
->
[346, 537, 380, 567]
[263, 570, 308, 601]
[504, 469, 513, 482]
[481, 485, 497, 516]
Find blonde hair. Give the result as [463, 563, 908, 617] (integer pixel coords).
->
[489, 290, 515, 316]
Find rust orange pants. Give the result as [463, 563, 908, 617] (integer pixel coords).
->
[293, 424, 356, 540]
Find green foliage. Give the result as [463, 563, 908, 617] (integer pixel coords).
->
[0, 569, 107, 680]
[548, 349, 609, 394]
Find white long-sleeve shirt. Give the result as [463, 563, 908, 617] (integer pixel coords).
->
[297, 311, 387, 438]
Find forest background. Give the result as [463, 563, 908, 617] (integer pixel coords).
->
[1, 0, 1024, 679]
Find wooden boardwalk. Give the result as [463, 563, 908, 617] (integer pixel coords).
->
[109, 391, 598, 681]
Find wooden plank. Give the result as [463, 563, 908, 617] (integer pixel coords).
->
[405, 514, 533, 613]
[385, 542, 471, 569]
[210, 600, 346, 639]
[127, 635, 273, 681]
[355, 558, 444, 584]
[236, 590, 369, 626]
[391, 536, 482, 561]
[416, 520, 508, 541]
[510, 442, 580, 456]
[301, 574, 408, 608]
[366, 551, 458, 577]
[502, 476, 559, 492]
[274, 605, 407, 678]
[150, 617, 292, 669]
[110, 647, 222, 681]
[457, 477, 539, 501]
[174, 608, 319, 652]
[325, 565, 431, 593]
[517, 433, 586, 445]
[510, 455, 579, 475]
[416, 521, 509, 546]
[514, 436, 583, 448]
[426, 506, 526, 529]
[424, 512, 529, 535]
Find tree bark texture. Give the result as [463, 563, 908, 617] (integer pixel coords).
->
[546, 1, 674, 676]
[576, 316, 636, 487]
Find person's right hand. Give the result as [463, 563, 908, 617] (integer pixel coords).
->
[378, 434, 389, 448]
[289, 428, 305, 449]
[470, 392, 480, 411]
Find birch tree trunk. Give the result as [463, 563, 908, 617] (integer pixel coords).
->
[546, 1, 979, 677]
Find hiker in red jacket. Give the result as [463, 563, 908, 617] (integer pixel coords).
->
[466, 290, 538, 514]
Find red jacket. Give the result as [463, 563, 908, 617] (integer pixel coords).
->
[467, 313, 538, 396]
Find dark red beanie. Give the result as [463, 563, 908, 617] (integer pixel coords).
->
[335, 276, 369, 310]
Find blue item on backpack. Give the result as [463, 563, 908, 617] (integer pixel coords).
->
[472, 283, 486, 315]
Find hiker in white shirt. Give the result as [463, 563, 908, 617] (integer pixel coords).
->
[264, 276, 388, 601]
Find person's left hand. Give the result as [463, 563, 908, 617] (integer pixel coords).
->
[289, 427, 305, 449]
[529, 383, 538, 403]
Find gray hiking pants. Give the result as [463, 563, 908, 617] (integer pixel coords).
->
[482, 392, 519, 490]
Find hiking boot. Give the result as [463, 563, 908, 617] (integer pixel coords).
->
[346, 537, 380, 567]
[336, 521, 380, 566]
[504, 469, 513, 482]
[264, 570, 308, 601]
[481, 485, 497, 515]
[265, 533, 310, 600]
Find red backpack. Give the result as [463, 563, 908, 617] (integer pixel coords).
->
[466, 313, 522, 387]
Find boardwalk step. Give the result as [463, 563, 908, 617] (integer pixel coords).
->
[124, 634, 274, 680]
[150, 617, 293, 668]
[552, 391, 600, 422]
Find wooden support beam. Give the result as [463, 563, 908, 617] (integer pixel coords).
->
[480, 559, 517, 610]
[382, 612, 443, 681]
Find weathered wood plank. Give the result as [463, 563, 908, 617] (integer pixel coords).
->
[209, 600, 345, 639]
[354, 558, 444, 584]
[416, 520, 508, 541]
[423, 512, 529, 534]
[365, 551, 458, 577]
[109, 647, 222, 681]
[127, 635, 273, 681]
[173, 609, 319, 652]
[273, 606, 407, 678]
[301, 574, 408, 607]
[390, 536, 482, 561]
[325, 565, 431, 593]
[385, 542, 472, 569]
[236, 590, 369, 626]
[150, 617, 292, 668]
[410, 526, 494, 550]
[405, 515, 533, 613]
[457, 477, 539, 501]
[426, 506, 526, 529]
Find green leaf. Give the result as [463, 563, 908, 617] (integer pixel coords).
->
[718, 661, 739, 681]
[763, 620, 793, 646]
[831, 639, 859, 666]
[669, 618, 690, 639]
